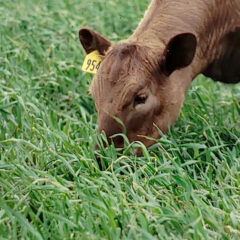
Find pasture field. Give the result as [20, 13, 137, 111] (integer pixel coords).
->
[0, 0, 240, 239]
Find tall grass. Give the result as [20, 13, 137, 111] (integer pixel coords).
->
[0, 0, 240, 239]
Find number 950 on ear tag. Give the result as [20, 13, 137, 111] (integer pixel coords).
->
[82, 50, 102, 74]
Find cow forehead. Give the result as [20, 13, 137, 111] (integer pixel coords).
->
[103, 45, 141, 82]
[100, 42, 159, 83]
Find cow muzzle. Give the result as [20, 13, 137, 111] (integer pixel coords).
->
[97, 114, 124, 148]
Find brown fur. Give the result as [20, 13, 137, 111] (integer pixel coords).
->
[79, 0, 240, 149]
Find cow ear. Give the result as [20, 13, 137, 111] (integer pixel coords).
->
[79, 28, 111, 55]
[162, 33, 197, 76]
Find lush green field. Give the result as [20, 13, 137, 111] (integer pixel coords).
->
[0, 0, 240, 239]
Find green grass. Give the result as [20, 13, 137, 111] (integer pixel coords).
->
[0, 0, 240, 239]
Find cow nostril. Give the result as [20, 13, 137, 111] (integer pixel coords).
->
[94, 133, 124, 149]
[110, 134, 124, 148]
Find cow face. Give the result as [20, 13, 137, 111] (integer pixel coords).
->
[79, 28, 197, 148]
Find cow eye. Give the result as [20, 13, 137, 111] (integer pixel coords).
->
[134, 94, 147, 106]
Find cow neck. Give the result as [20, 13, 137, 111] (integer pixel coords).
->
[129, 0, 239, 81]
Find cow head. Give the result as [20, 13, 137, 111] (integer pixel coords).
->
[79, 28, 197, 148]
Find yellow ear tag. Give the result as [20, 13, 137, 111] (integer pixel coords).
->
[82, 50, 102, 74]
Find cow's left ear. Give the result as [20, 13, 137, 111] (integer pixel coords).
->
[162, 33, 197, 76]
[79, 28, 111, 55]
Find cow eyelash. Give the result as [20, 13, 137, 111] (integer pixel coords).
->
[134, 94, 147, 106]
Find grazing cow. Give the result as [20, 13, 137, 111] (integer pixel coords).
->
[79, 0, 240, 149]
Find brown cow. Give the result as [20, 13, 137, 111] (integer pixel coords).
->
[79, 0, 240, 149]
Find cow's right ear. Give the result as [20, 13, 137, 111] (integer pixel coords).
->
[79, 28, 111, 55]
